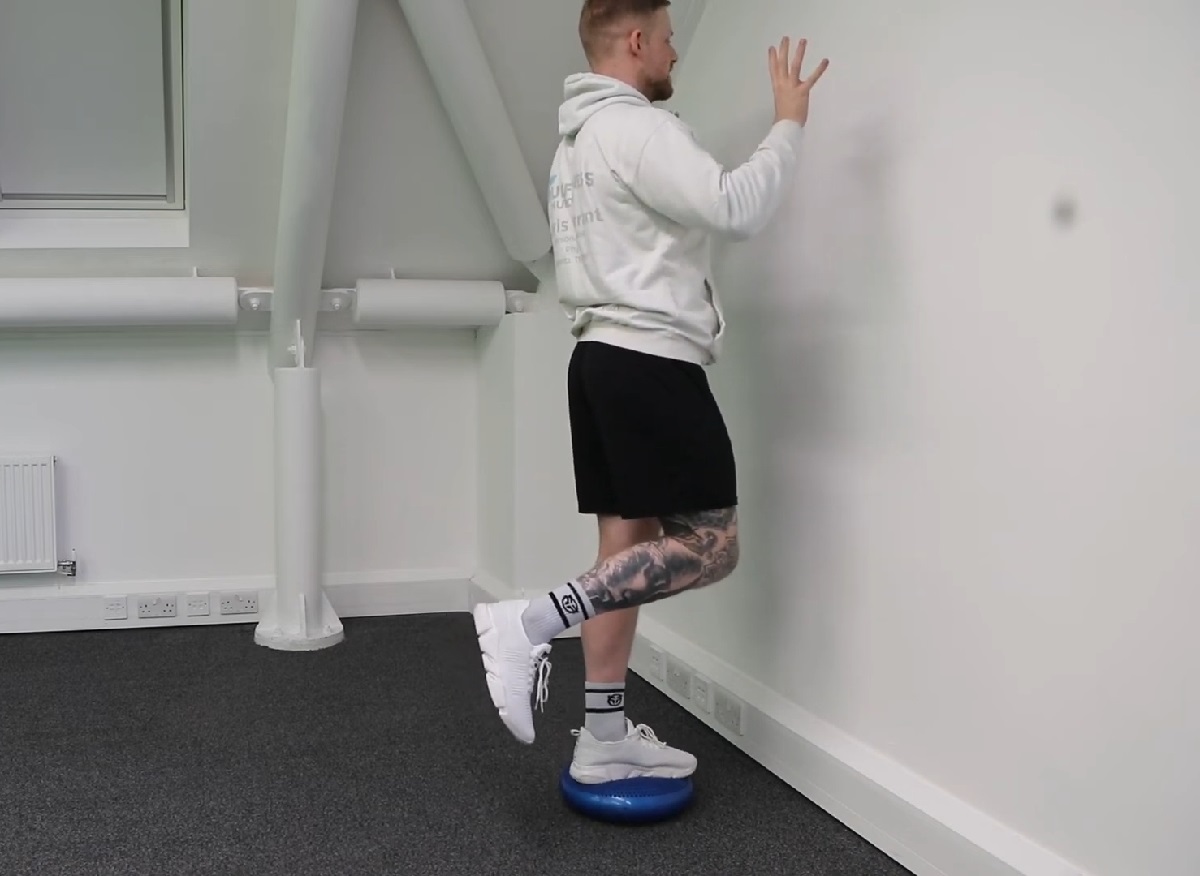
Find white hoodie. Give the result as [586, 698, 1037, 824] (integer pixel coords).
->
[548, 73, 805, 365]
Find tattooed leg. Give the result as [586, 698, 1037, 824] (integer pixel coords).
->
[575, 507, 740, 615]
[473, 509, 738, 743]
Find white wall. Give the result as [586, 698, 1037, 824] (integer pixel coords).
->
[476, 299, 598, 599]
[0, 329, 477, 606]
[476, 318, 519, 588]
[621, 2, 1198, 875]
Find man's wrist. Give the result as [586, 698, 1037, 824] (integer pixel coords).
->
[764, 117, 806, 159]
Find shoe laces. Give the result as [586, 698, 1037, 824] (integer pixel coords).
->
[530, 645, 552, 712]
[632, 722, 668, 748]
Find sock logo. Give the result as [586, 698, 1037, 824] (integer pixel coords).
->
[586, 686, 625, 716]
[550, 583, 591, 628]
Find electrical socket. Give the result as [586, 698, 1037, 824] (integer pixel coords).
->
[646, 646, 665, 681]
[714, 684, 744, 736]
[184, 593, 211, 617]
[692, 673, 713, 714]
[103, 597, 128, 620]
[136, 595, 177, 619]
[219, 592, 258, 615]
[666, 656, 692, 700]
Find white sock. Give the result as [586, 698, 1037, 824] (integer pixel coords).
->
[585, 682, 627, 742]
[520, 581, 594, 646]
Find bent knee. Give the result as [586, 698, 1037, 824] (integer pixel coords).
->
[716, 525, 740, 581]
[724, 528, 741, 574]
[709, 506, 740, 581]
[663, 506, 740, 579]
[711, 507, 739, 564]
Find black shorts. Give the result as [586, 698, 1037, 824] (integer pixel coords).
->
[567, 339, 737, 520]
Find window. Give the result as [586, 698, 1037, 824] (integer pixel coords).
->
[0, 0, 186, 247]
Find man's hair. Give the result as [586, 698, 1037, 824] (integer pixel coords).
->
[579, 0, 670, 65]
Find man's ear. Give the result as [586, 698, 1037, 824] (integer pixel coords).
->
[628, 27, 644, 57]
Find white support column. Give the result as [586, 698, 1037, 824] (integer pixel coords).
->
[256, 325, 344, 651]
[258, 0, 359, 650]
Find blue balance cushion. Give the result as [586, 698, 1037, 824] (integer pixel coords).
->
[559, 768, 695, 824]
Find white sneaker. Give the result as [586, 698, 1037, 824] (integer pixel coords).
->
[568, 719, 698, 784]
[472, 599, 553, 744]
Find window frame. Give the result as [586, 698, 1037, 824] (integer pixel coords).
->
[0, 0, 186, 215]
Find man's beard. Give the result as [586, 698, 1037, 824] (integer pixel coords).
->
[642, 73, 673, 103]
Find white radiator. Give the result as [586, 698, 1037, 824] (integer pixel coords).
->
[0, 455, 58, 574]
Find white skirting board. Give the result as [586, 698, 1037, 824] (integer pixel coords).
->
[467, 571, 514, 608]
[0, 569, 472, 635]
[470, 573, 1091, 876]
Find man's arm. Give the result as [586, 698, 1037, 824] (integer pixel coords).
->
[625, 35, 827, 240]
[626, 116, 804, 240]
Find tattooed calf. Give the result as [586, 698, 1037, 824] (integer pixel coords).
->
[577, 507, 740, 614]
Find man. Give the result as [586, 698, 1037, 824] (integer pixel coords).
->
[473, 0, 827, 784]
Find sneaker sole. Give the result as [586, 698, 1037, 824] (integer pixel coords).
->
[472, 603, 535, 745]
[568, 762, 697, 784]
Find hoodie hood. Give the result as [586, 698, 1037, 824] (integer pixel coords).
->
[558, 73, 649, 137]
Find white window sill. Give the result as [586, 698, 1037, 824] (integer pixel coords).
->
[0, 210, 189, 250]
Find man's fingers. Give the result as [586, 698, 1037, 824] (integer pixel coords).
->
[803, 57, 830, 89]
[791, 38, 806, 81]
[768, 45, 784, 86]
[773, 37, 826, 91]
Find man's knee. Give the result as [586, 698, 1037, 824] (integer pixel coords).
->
[661, 506, 740, 582]
[718, 516, 740, 581]
[725, 525, 741, 577]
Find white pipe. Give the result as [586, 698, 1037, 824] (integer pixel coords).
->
[395, 0, 551, 267]
[255, 360, 344, 651]
[268, 0, 360, 371]
[0, 277, 237, 328]
[352, 278, 507, 328]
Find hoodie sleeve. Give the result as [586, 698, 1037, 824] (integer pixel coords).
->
[626, 116, 805, 240]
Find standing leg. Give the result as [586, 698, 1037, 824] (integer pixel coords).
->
[565, 513, 707, 783]
[580, 515, 659, 683]
[579, 515, 659, 743]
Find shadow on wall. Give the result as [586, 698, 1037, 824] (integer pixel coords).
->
[711, 90, 912, 707]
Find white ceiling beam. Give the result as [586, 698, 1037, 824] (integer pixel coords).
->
[268, 0, 361, 371]
[396, 0, 552, 278]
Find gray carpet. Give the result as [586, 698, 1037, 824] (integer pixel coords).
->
[0, 613, 913, 875]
